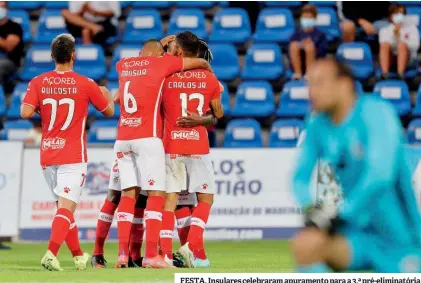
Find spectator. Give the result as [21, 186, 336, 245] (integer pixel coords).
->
[61, 2, 120, 45]
[289, 4, 328, 80]
[379, 4, 419, 80]
[337, 1, 390, 42]
[0, 1, 24, 88]
[24, 120, 42, 146]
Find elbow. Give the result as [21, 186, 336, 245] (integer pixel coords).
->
[20, 111, 32, 119]
[102, 104, 115, 117]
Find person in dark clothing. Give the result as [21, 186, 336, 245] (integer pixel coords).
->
[0, 1, 24, 87]
[289, 4, 328, 80]
[338, 1, 390, 42]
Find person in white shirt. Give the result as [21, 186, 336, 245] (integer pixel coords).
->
[61, 2, 120, 45]
[379, 3, 419, 80]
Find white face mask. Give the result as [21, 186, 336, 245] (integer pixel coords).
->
[0, 7, 6, 21]
[392, 13, 405, 24]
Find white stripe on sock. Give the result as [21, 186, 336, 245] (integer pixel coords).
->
[144, 210, 162, 221]
[116, 212, 134, 222]
[177, 216, 191, 228]
[55, 214, 71, 224]
[98, 212, 114, 223]
[190, 217, 205, 229]
[159, 230, 174, 239]
[69, 222, 76, 230]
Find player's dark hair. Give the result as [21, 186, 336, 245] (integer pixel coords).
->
[176, 31, 200, 57]
[301, 4, 318, 17]
[198, 38, 213, 63]
[388, 3, 406, 16]
[51, 34, 75, 64]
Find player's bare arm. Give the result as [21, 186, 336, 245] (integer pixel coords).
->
[176, 110, 217, 128]
[99, 86, 115, 117]
[210, 98, 224, 119]
[20, 104, 36, 119]
[113, 90, 120, 104]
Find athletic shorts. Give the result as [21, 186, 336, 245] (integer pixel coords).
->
[166, 154, 215, 194]
[108, 157, 197, 205]
[338, 226, 421, 272]
[113, 137, 165, 191]
[43, 163, 87, 204]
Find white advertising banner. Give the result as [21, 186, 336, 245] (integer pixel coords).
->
[19, 147, 314, 240]
[0, 141, 23, 237]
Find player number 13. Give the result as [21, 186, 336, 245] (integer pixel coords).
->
[180, 92, 204, 117]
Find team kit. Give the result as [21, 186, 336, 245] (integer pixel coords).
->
[20, 31, 224, 270]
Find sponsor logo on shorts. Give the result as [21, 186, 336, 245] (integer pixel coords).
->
[148, 179, 155, 186]
[202, 183, 208, 190]
[64, 187, 70, 193]
[171, 129, 200, 140]
[120, 117, 142, 127]
[42, 138, 66, 150]
[117, 151, 138, 159]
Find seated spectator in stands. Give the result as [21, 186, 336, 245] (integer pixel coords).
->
[338, 1, 390, 42]
[289, 5, 328, 80]
[0, 1, 23, 88]
[61, 2, 120, 45]
[24, 120, 42, 146]
[379, 4, 419, 80]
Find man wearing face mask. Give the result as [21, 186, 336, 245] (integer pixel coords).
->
[289, 4, 328, 80]
[379, 4, 419, 80]
[0, 1, 24, 88]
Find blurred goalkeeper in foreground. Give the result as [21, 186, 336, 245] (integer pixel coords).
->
[292, 58, 421, 273]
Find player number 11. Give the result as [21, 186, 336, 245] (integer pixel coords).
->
[180, 92, 204, 117]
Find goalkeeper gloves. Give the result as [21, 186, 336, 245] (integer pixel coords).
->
[304, 201, 339, 231]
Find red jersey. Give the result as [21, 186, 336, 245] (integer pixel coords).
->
[116, 54, 184, 140]
[162, 69, 220, 155]
[22, 70, 109, 166]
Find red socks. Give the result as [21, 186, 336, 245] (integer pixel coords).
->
[187, 202, 211, 260]
[94, 199, 117, 255]
[129, 208, 145, 261]
[144, 196, 165, 259]
[160, 211, 175, 259]
[175, 207, 192, 246]
[48, 208, 74, 256]
[65, 222, 83, 257]
[117, 197, 136, 257]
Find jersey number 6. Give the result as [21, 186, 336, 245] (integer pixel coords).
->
[123, 81, 138, 114]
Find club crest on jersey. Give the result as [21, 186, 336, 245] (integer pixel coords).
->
[120, 117, 142, 127]
[171, 129, 200, 140]
[42, 138, 66, 150]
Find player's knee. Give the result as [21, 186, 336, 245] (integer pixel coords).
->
[107, 190, 121, 205]
[122, 186, 140, 198]
[164, 193, 179, 211]
[291, 228, 328, 264]
[197, 192, 214, 206]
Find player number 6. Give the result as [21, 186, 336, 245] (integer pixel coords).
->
[123, 81, 138, 114]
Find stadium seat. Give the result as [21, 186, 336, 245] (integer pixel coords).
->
[264, 1, 301, 7]
[373, 80, 411, 117]
[123, 9, 163, 43]
[20, 45, 54, 81]
[175, 1, 214, 8]
[308, 1, 337, 7]
[107, 44, 141, 80]
[94, 82, 121, 119]
[336, 42, 374, 80]
[73, 45, 106, 81]
[209, 44, 240, 81]
[8, 1, 42, 10]
[44, 1, 69, 9]
[411, 84, 421, 117]
[0, 86, 5, 117]
[315, 7, 341, 42]
[277, 80, 311, 118]
[132, 1, 170, 9]
[7, 83, 28, 119]
[220, 81, 231, 116]
[407, 7, 421, 33]
[232, 81, 275, 118]
[391, 1, 421, 6]
[210, 8, 251, 44]
[241, 43, 284, 80]
[8, 10, 32, 42]
[35, 10, 67, 44]
[88, 120, 119, 144]
[407, 119, 421, 145]
[269, 119, 303, 148]
[168, 9, 207, 40]
[253, 8, 294, 44]
[223, 119, 263, 148]
[0, 120, 32, 141]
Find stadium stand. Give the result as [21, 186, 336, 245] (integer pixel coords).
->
[8, 10, 31, 43]
[269, 119, 303, 148]
[209, 43, 240, 81]
[123, 9, 164, 43]
[407, 119, 421, 144]
[277, 80, 310, 118]
[175, 1, 214, 8]
[0, 86, 5, 117]
[20, 46, 54, 81]
[253, 8, 295, 44]
[44, 1, 69, 10]
[107, 44, 141, 81]
[232, 81, 275, 118]
[73, 45, 106, 81]
[241, 43, 284, 80]
[264, 1, 302, 7]
[336, 42, 374, 80]
[94, 82, 121, 119]
[308, 1, 337, 7]
[35, 10, 67, 44]
[88, 120, 119, 144]
[220, 81, 231, 116]
[210, 8, 251, 44]
[373, 80, 412, 117]
[315, 7, 341, 42]
[413, 85, 421, 117]
[224, 119, 263, 148]
[168, 9, 207, 40]
[8, 1, 42, 10]
[7, 83, 28, 119]
[0, 120, 33, 141]
[132, 1, 171, 9]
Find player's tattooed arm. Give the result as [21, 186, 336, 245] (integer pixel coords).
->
[182, 58, 213, 73]
[210, 98, 224, 119]
[176, 110, 217, 128]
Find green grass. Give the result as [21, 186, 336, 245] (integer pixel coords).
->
[0, 240, 293, 282]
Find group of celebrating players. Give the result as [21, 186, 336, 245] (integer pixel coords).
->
[20, 30, 223, 271]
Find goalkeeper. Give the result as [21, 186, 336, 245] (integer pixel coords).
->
[291, 58, 421, 273]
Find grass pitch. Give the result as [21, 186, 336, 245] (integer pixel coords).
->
[0, 240, 292, 282]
